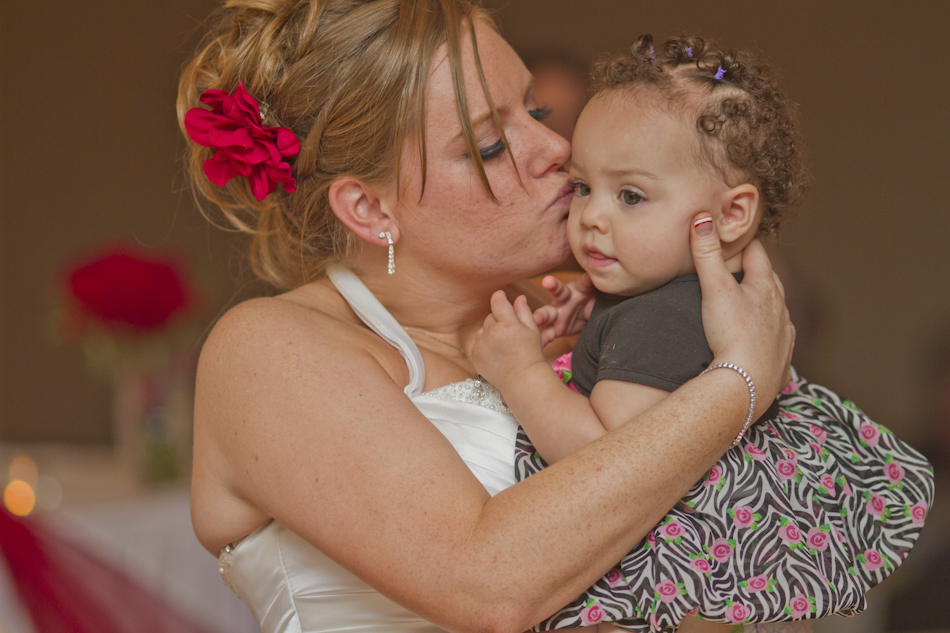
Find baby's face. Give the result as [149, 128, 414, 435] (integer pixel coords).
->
[567, 92, 727, 296]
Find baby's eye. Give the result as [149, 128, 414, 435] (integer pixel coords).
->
[620, 189, 644, 206]
[571, 180, 591, 197]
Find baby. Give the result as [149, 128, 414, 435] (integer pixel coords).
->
[472, 35, 933, 632]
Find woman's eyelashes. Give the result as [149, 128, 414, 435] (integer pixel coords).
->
[529, 105, 553, 122]
[476, 106, 553, 161]
[478, 138, 507, 160]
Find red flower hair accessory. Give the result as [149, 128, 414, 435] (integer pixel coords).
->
[184, 82, 300, 201]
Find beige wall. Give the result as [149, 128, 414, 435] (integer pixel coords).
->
[1, 1, 949, 447]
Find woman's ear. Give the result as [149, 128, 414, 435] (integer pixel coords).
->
[328, 177, 399, 245]
[716, 183, 760, 244]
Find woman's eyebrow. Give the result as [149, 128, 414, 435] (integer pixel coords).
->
[452, 104, 510, 143]
[450, 79, 532, 144]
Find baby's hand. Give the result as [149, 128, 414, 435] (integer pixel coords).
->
[472, 291, 547, 390]
[533, 273, 596, 347]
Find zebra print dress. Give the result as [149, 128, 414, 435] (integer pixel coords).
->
[515, 365, 934, 632]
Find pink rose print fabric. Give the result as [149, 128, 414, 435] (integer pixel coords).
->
[515, 367, 934, 632]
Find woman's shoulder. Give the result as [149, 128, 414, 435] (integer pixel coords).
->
[196, 280, 409, 424]
[191, 282, 410, 552]
[202, 281, 389, 372]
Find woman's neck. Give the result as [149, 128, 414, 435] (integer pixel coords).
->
[352, 260, 500, 350]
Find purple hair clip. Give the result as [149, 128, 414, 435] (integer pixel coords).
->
[686, 46, 693, 58]
[649, 50, 656, 62]
[714, 66, 727, 80]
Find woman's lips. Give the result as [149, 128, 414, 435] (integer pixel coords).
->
[585, 248, 617, 268]
[549, 182, 574, 212]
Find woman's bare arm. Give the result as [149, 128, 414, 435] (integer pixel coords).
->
[192, 217, 792, 633]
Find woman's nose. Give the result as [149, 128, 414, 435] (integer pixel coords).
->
[527, 117, 571, 178]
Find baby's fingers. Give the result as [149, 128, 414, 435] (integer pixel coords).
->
[512, 295, 540, 332]
[533, 305, 559, 327]
[489, 289, 517, 321]
[541, 275, 571, 305]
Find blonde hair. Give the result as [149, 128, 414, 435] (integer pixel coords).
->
[178, 0, 504, 288]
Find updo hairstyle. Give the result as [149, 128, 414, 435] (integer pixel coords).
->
[591, 35, 808, 234]
[178, 0, 500, 288]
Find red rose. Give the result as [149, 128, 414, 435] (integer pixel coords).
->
[866, 492, 887, 517]
[910, 501, 927, 525]
[710, 538, 734, 562]
[656, 580, 680, 603]
[185, 83, 300, 201]
[776, 459, 797, 481]
[66, 247, 192, 332]
[885, 461, 905, 484]
[580, 604, 604, 625]
[690, 558, 711, 574]
[732, 505, 754, 528]
[659, 520, 682, 539]
[703, 464, 723, 487]
[744, 443, 766, 460]
[806, 527, 830, 552]
[789, 593, 811, 618]
[819, 474, 836, 493]
[726, 602, 751, 623]
[860, 422, 881, 447]
[779, 524, 801, 544]
[863, 549, 885, 571]
[607, 568, 624, 587]
[745, 575, 769, 592]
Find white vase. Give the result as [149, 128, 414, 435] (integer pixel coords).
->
[111, 356, 193, 483]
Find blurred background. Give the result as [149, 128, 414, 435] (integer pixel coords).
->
[0, 0, 947, 631]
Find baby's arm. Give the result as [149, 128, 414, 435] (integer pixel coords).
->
[473, 291, 604, 462]
[589, 379, 667, 432]
[472, 291, 668, 464]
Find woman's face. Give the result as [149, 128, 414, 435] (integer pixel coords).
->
[393, 21, 574, 286]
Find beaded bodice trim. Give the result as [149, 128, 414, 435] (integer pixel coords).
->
[421, 375, 510, 415]
[218, 543, 235, 590]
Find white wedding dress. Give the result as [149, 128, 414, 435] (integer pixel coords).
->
[217, 267, 521, 633]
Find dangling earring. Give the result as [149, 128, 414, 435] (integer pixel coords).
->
[379, 231, 394, 275]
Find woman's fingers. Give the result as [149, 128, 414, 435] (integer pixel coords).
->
[738, 239, 774, 283]
[689, 214, 732, 296]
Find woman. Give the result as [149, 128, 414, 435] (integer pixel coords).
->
[179, 1, 793, 631]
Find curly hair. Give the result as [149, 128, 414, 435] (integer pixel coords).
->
[590, 35, 808, 234]
[178, 0, 499, 289]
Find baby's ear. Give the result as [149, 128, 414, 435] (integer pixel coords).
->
[716, 184, 760, 244]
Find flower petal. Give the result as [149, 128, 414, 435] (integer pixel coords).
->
[198, 88, 229, 113]
[184, 109, 225, 146]
[246, 165, 270, 201]
[203, 152, 242, 187]
[275, 127, 301, 157]
[208, 126, 255, 149]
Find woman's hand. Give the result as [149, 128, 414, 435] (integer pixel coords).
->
[690, 214, 794, 418]
[472, 291, 549, 390]
[532, 273, 596, 347]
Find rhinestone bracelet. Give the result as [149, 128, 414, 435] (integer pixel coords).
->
[699, 362, 756, 448]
